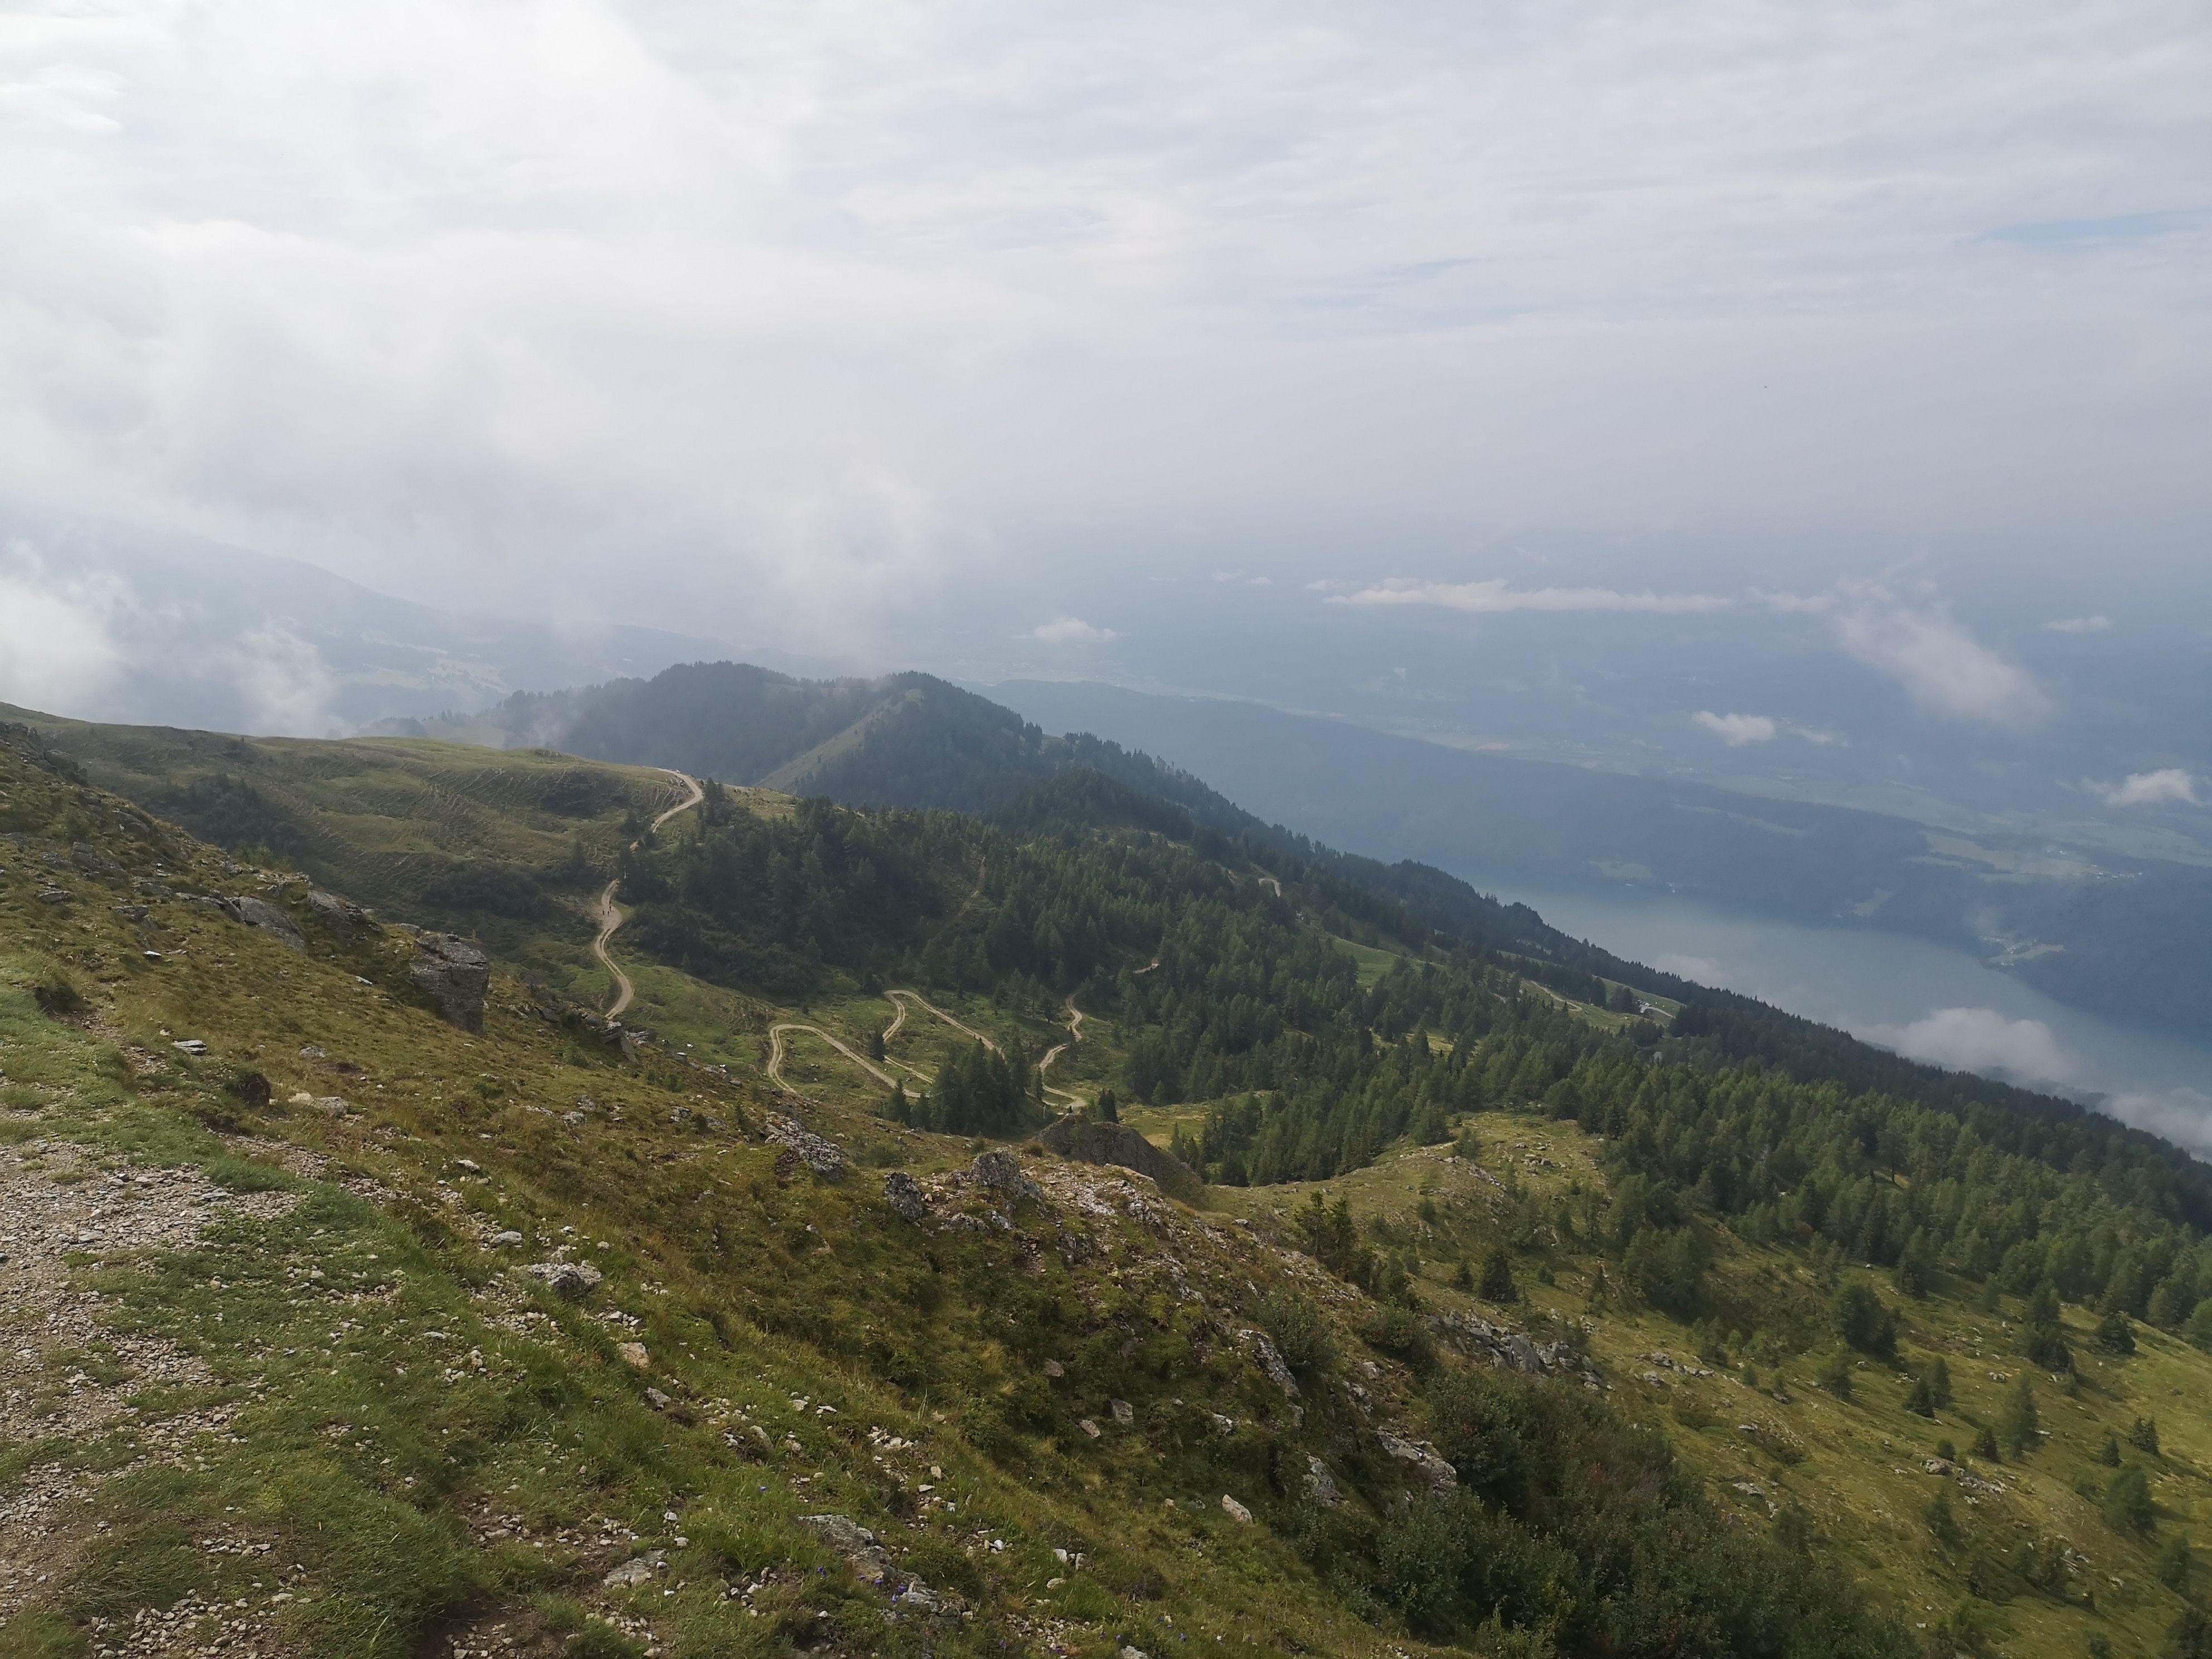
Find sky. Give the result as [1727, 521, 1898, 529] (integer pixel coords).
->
[2, 0, 2208, 671]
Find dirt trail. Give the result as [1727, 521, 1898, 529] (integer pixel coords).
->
[765, 1023, 900, 1090]
[883, 989, 997, 1053]
[593, 770, 704, 1020]
[1037, 996, 1088, 1109]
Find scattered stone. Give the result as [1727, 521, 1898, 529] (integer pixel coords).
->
[408, 932, 491, 1032]
[603, 1550, 666, 1588]
[1210, 1413, 1235, 1436]
[1079, 1419, 1102, 1439]
[617, 1341, 651, 1370]
[799, 1513, 895, 1581]
[487, 1230, 524, 1247]
[526, 1260, 604, 1299]
[1110, 1398, 1134, 1426]
[171, 1039, 207, 1057]
[883, 1171, 928, 1222]
[1042, 1359, 1065, 1378]
[1220, 1494, 1254, 1524]
[316, 1097, 350, 1117]
[643, 1387, 673, 1411]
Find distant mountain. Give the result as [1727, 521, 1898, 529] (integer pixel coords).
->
[989, 679, 2212, 1041]
[0, 501, 773, 735]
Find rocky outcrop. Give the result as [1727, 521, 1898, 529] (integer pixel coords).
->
[882, 1171, 928, 1223]
[1039, 1115, 1202, 1200]
[1428, 1309, 1606, 1391]
[1377, 1430, 1459, 1496]
[1303, 1456, 1345, 1508]
[408, 932, 491, 1032]
[764, 1113, 848, 1181]
[307, 889, 376, 944]
[969, 1148, 1042, 1205]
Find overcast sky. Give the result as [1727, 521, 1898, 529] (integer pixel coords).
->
[2, 0, 2207, 659]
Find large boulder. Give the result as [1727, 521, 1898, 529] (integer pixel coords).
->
[409, 932, 491, 1032]
[1039, 1116, 1202, 1201]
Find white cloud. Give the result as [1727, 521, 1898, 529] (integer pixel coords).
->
[1876, 1007, 2072, 1087]
[2044, 615, 2112, 633]
[2087, 769, 2199, 807]
[1826, 584, 2048, 726]
[0, 544, 125, 712]
[219, 629, 338, 736]
[0, 0, 2202, 643]
[1032, 616, 1118, 644]
[1694, 711, 1777, 745]
[1331, 579, 1729, 615]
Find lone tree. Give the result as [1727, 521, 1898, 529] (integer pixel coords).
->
[1832, 1280, 1897, 1357]
[1478, 1247, 1519, 1304]
[2002, 1375, 2040, 1457]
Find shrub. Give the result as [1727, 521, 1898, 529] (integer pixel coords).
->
[1256, 1289, 1334, 1379]
[2106, 1465, 2155, 1534]
[2132, 1417, 2163, 1457]
[1478, 1247, 1517, 1303]
[1816, 1345, 1855, 1401]
[2096, 1309, 2137, 1356]
[2159, 1532, 2193, 1595]
[2096, 1432, 2122, 1467]
[1832, 1280, 1896, 1357]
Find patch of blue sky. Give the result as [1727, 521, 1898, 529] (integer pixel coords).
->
[1977, 211, 2189, 248]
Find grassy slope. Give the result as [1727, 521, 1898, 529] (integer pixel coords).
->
[0, 739, 1478, 1659]
[1114, 1106, 2212, 1657]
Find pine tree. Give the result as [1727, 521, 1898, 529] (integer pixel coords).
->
[1904, 1372, 1936, 1417]
[2131, 1417, 2162, 1457]
[2002, 1375, 2040, 1457]
[1478, 1247, 1518, 1303]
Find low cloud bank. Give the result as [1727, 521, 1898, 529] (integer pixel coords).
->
[1032, 617, 1118, 644]
[1331, 579, 1729, 615]
[2088, 770, 2199, 808]
[1871, 1006, 2073, 1088]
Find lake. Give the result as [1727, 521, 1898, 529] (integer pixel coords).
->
[1451, 869, 2212, 1156]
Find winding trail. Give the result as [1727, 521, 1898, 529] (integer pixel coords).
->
[766, 1023, 901, 1090]
[884, 989, 998, 1054]
[1037, 996, 1088, 1109]
[592, 769, 705, 1020]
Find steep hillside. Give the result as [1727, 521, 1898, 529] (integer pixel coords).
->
[0, 725, 1912, 1659]
[12, 712, 2212, 1656]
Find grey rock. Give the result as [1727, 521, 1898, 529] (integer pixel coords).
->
[603, 1550, 665, 1588]
[1110, 1398, 1134, 1426]
[1220, 1493, 1254, 1525]
[799, 1513, 894, 1582]
[643, 1387, 673, 1411]
[1377, 1430, 1459, 1496]
[1236, 1329, 1301, 1400]
[764, 1114, 848, 1181]
[70, 841, 125, 880]
[308, 888, 376, 943]
[408, 932, 491, 1032]
[1303, 1456, 1345, 1509]
[487, 1230, 524, 1247]
[1209, 1413, 1235, 1437]
[969, 1148, 1042, 1205]
[229, 894, 307, 953]
[882, 1171, 928, 1223]
[526, 1260, 604, 1299]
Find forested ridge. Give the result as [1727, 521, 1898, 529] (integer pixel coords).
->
[615, 768, 2212, 1363]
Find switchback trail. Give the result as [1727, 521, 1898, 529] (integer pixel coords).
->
[593, 769, 704, 1020]
[1037, 996, 1088, 1109]
[765, 1023, 900, 1090]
